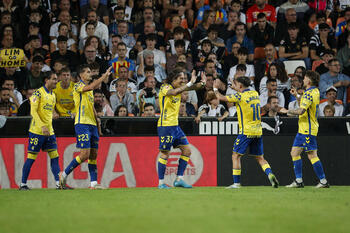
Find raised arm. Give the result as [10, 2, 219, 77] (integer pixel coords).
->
[82, 67, 112, 92]
[213, 79, 229, 102]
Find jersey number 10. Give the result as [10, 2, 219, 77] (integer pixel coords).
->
[250, 103, 261, 121]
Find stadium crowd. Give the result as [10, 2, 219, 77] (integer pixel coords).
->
[1, 0, 350, 119]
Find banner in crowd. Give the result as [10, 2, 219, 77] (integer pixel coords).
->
[0, 48, 26, 68]
[0, 137, 217, 189]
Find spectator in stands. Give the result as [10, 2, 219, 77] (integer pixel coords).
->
[219, 10, 240, 42]
[162, 0, 194, 28]
[80, 45, 108, 73]
[194, 39, 213, 70]
[78, 21, 96, 52]
[337, 19, 350, 50]
[319, 86, 344, 116]
[0, 102, 10, 116]
[133, 0, 161, 26]
[316, 49, 335, 75]
[197, 73, 214, 107]
[0, 87, 17, 116]
[308, 11, 333, 35]
[114, 104, 128, 117]
[294, 66, 306, 78]
[50, 36, 79, 72]
[141, 103, 156, 117]
[136, 76, 159, 112]
[164, 15, 190, 42]
[50, 23, 77, 53]
[138, 33, 166, 68]
[222, 42, 240, 78]
[310, 23, 337, 61]
[84, 35, 106, 59]
[17, 88, 35, 116]
[93, 89, 114, 116]
[110, 66, 137, 102]
[279, 23, 310, 70]
[51, 0, 79, 26]
[108, 34, 123, 59]
[192, 10, 216, 43]
[0, 11, 12, 28]
[196, 90, 228, 123]
[196, 0, 227, 25]
[180, 91, 196, 117]
[79, 10, 108, 47]
[274, 8, 313, 46]
[228, 47, 255, 83]
[110, 78, 134, 113]
[0, 67, 26, 92]
[260, 79, 285, 107]
[320, 58, 350, 103]
[278, 0, 310, 20]
[116, 20, 136, 50]
[199, 24, 225, 59]
[260, 63, 290, 95]
[323, 104, 335, 116]
[291, 75, 304, 90]
[25, 55, 45, 89]
[25, 9, 50, 48]
[335, 7, 350, 38]
[166, 26, 191, 57]
[262, 96, 284, 117]
[136, 50, 166, 84]
[249, 13, 274, 49]
[109, 6, 134, 37]
[110, 0, 133, 22]
[134, 7, 164, 39]
[1, 77, 22, 106]
[166, 39, 193, 73]
[246, 0, 276, 29]
[49, 10, 77, 41]
[226, 22, 255, 62]
[80, 0, 109, 25]
[53, 67, 75, 117]
[337, 33, 350, 76]
[136, 20, 165, 52]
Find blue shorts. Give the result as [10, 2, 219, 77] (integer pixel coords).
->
[233, 134, 264, 156]
[75, 124, 99, 149]
[292, 133, 317, 152]
[28, 132, 57, 153]
[157, 126, 189, 151]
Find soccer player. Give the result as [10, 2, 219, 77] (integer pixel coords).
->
[19, 72, 61, 190]
[280, 71, 329, 188]
[53, 67, 75, 117]
[59, 65, 112, 189]
[213, 76, 279, 189]
[157, 68, 206, 189]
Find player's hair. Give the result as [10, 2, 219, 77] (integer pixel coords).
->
[165, 67, 184, 85]
[235, 76, 251, 88]
[58, 67, 70, 75]
[267, 95, 278, 104]
[305, 70, 320, 87]
[43, 71, 55, 83]
[77, 64, 90, 75]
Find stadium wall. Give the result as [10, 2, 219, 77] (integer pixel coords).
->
[0, 117, 350, 188]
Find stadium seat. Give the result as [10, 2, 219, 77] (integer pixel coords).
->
[283, 60, 306, 75]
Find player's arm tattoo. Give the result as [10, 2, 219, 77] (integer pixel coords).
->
[288, 108, 306, 116]
[186, 82, 206, 91]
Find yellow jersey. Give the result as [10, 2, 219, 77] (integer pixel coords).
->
[73, 80, 96, 126]
[53, 81, 75, 117]
[157, 84, 181, 127]
[227, 89, 262, 137]
[298, 86, 319, 136]
[29, 86, 56, 135]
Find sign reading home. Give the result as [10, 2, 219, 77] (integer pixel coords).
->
[0, 48, 26, 67]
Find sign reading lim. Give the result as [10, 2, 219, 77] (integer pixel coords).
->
[0, 49, 26, 67]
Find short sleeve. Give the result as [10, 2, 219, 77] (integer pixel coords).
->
[300, 92, 313, 110]
[30, 90, 41, 105]
[74, 82, 84, 93]
[226, 93, 241, 103]
[160, 84, 172, 96]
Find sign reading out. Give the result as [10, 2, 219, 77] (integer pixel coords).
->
[0, 48, 26, 68]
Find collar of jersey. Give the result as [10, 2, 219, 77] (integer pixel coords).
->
[306, 86, 316, 92]
[43, 85, 51, 94]
[80, 80, 86, 84]
[242, 88, 250, 93]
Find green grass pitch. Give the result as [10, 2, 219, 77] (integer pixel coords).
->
[1, 186, 350, 233]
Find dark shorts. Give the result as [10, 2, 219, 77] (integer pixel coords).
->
[157, 126, 189, 151]
[232, 134, 264, 156]
[28, 132, 57, 153]
[75, 124, 99, 149]
[292, 133, 317, 152]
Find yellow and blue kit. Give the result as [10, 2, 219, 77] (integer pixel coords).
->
[157, 84, 188, 151]
[292, 86, 320, 151]
[28, 86, 57, 153]
[53, 81, 75, 117]
[73, 80, 99, 149]
[226, 89, 263, 156]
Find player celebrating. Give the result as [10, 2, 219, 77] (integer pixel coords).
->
[19, 72, 61, 190]
[213, 76, 279, 188]
[280, 71, 329, 188]
[59, 65, 112, 189]
[157, 68, 206, 189]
